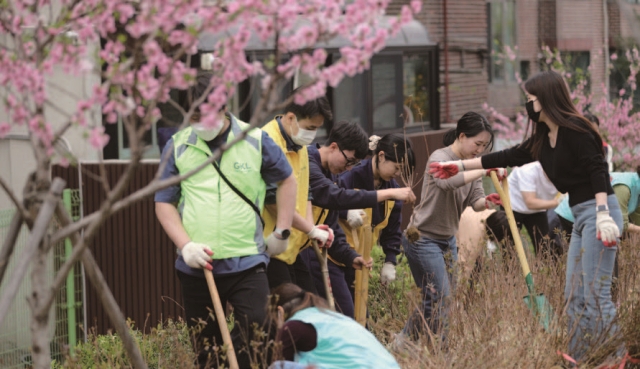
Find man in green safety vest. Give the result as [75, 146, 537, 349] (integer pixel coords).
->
[155, 72, 297, 369]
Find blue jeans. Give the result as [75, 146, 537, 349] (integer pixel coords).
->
[565, 194, 623, 361]
[402, 234, 458, 338]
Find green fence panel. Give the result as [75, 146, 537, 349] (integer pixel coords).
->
[0, 189, 84, 368]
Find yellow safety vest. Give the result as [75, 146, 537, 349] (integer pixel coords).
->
[261, 118, 311, 264]
[332, 199, 395, 266]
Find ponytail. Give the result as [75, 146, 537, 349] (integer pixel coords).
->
[443, 128, 457, 146]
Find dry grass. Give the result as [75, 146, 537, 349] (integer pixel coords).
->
[55, 235, 640, 368]
[368, 233, 640, 369]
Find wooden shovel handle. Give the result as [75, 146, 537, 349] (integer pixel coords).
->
[489, 171, 532, 277]
[204, 269, 239, 369]
[313, 242, 335, 310]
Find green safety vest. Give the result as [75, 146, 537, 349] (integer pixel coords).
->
[173, 116, 266, 259]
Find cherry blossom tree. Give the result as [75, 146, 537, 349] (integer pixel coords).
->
[0, 0, 422, 367]
[484, 45, 640, 171]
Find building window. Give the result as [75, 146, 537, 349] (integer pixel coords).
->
[488, 1, 516, 83]
[372, 55, 403, 131]
[332, 51, 438, 136]
[403, 54, 431, 126]
[333, 71, 367, 128]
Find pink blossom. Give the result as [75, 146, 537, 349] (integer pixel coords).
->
[0, 123, 10, 138]
[89, 126, 110, 149]
[611, 53, 618, 61]
[58, 156, 70, 167]
[410, 0, 422, 13]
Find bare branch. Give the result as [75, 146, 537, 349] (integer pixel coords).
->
[0, 175, 30, 220]
[50, 201, 148, 369]
[0, 177, 65, 328]
[0, 212, 23, 285]
[51, 116, 263, 246]
[82, 249, 148, 368]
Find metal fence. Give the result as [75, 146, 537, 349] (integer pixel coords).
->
[52, 162, 183, 336]
[0, 189, 84, 368]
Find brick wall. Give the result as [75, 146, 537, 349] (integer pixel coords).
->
[486, 0, 543, 117]
[395, 0, 615, 121]
[619, 3, 640, 40]
[414, 0, 489, 123]
[555, 0, 606, 101]
[609, 0, 621, 41]
[539, 0, 557, 48]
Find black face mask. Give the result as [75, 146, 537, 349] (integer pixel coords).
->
[526, 100, 541, 123]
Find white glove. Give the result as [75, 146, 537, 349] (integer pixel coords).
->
[380, 262, 396, 284]
[347, 209, 366, 228]
[596, 210, 620, 247]
[265, 232, 289, 256]
[307, 226, 330, 247]
[483, 168, 508, 181]
[182, 242, 213, 270]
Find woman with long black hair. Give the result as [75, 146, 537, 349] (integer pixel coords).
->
[430, 71, 623, 361]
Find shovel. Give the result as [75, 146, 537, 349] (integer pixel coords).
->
[354, 224, 373, 327]
[204, 269, 239, 369]
[490, 171, 553, 331]
[312, 241, 335, 310]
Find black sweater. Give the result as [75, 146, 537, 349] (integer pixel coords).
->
[482, 121, 613, 207]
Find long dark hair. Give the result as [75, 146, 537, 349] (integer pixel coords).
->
[268, 283, 329, 321]
[523, 71, 604, 158]
[371, 133, 416, 176]
[443, 112, 494, 149]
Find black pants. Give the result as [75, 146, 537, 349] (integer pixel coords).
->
[558, 215, 574, 242]
[266, 254, 317, 293]
[512, 210, 555, 256]
[177, 266, 269, 369]
[301, 247, 355, 317]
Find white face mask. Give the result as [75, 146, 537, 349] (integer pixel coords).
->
[192, 122, 223, 142]
[291, 121, 317, 145]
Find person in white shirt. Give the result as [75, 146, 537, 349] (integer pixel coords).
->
[507, 161, 561, 257]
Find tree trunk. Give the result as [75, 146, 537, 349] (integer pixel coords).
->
[0, 212, 23, 284]
[26, 178, 66, 369]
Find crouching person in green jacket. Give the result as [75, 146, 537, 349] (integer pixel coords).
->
[268, 283, 400, 369]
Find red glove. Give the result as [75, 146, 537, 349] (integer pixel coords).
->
[485, 193, 503, 210]
[428, 161, 462, 179]
[316, 224, 334, 248]
[485, 168, 508, 181]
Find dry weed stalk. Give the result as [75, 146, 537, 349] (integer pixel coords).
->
[398, 96, 432, 243]
[367, 228, 640, 369]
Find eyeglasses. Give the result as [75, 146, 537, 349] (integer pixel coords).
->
[339, 147, 360, 167]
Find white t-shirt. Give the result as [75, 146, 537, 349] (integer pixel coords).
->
[507, 161, 558, 214]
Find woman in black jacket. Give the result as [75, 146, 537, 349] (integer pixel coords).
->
[430, 71, 623, 362]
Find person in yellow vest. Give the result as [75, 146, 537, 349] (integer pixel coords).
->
[336, 134, 417, 304]
[155, 72, 297, 369]
[300, 123, 417, 317]
[262, 88, 335, 291]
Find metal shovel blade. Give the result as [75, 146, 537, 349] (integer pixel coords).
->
[523, 293, 553, 332]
